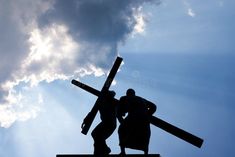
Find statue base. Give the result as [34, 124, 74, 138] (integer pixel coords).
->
[57, 154, 160, 157]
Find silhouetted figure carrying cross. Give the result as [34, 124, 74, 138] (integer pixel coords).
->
[117, 88, 156, 155]
[82, 90, 117, 156]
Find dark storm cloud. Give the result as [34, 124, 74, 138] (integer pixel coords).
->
[39, 0, 159, 42]
[38, 0, 160, 68]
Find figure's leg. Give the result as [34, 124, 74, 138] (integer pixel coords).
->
[92, 122, 115, 155]
[120, 145, 126, 156]
[97, 121, 116, 155]
[118, 124, 126, 155]
[92, 123, 107, 155]
[144, 148, 148, 155]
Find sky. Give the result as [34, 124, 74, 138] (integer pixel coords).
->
[0, 0, 235, 157]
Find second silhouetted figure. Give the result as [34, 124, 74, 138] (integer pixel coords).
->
[117, 88, 156, 155]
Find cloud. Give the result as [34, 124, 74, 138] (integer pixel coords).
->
[183, 0, 196, 17]
[38, 0, 160, 67]
[0, 0, 160, 127]
[187, 8, 196, 17]
[0, 87, 42, 128]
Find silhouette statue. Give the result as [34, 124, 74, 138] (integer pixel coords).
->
[64, 57, 203, 157]
[83, 90, 117, 156]
[117, 88, 156, 155]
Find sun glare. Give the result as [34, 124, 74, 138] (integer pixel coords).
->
[28, 29, 52, 61]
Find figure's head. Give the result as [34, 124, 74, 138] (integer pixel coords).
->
[126, 88, 135, 97]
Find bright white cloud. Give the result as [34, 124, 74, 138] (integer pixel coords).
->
[133, 7, 146, 34]
[21, 24, 80, 85]
[183, 0, 196, 17]
[0, 88, 42, 128]
[188, 8, 196, 17]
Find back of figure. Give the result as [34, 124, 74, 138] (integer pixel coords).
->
[99, 91, 117, 124]
[118, 89, 156, 155]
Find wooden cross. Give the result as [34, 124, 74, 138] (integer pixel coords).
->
[71, 56, 203, 148]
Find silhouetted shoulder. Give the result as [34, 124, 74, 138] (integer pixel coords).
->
[120, 96, 128, 102]
[141, 98, 156, 115]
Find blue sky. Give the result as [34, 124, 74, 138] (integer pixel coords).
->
[0, 0, 235, 157]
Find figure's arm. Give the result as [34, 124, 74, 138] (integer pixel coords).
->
[81, 95, 106, 129]
[146, 99, 157, 115]
[117, 104, 125, 124]
[81, 112, 94, 129]
[117, 114, 124, 124]
[116, 97, 127, 123]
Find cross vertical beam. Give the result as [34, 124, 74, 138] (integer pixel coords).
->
[72, 57, 123, 135]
